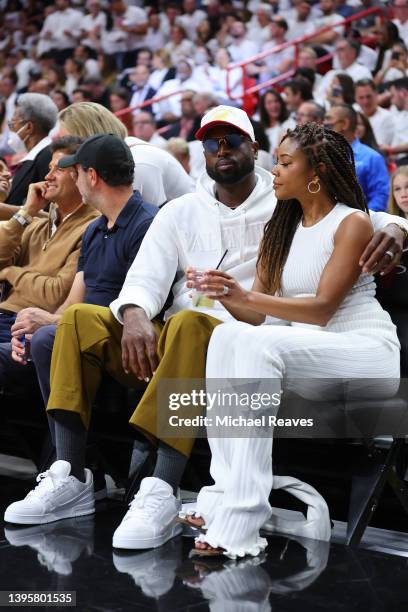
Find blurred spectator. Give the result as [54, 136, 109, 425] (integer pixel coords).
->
[325, 103, 389, 211]
[80, 77, 111, 107]
[287, 0, 314, 39]
[178, 0, 207, 40]
[0, 71, 18, 122]
[72, 88, 93, 103]
[261, 17, 294, 80]
[10, 50, 36, 90]
[227, 21, 259, 63]
[97, 53, 118, 89]
[165, 25, 196, 64]
[385, 77, 408, 165]
[109, 86, 132, 133]
[372, 21, 401, 77]
[160, 3, 182, 40]
[37, 0, 82, 64]
[306, 0, 344, 49]
[192, 92, 219, 117]
[282, 77, 313, 129]
[44, 65, 66, 92]
[297, 47, 323, 91]
[102, 0, 148, 70]
[392, 0, 408, 42]
[128, 65, 156, 115]
[258, 88, 288, 152]
[205, 47, 243, 103]
[80, 0, 107, 51]
[154, 58, 204, 122]
[374, 41, 408, 87]
[64, 58, 85, 100]
[6, 93, 58, 206]
[132, 111, 167, 147]
[296, 100, 325, 124]
[74, 45, 100, 80]
[326, 72, 355, 106]
[164, 90, 201, 141]
[144, 11, 166, 53]
[356, 110, 381, 151]
[388, 166, 408, 218]
[165, 136, 191, 174]
[51, 90, 70, 112]
[317, 39, 372, 99]
[355, 78, 396, 146]
[247, 3, 273, 46]
[352, 0, 385, 35]
[148, 50, 176, 92]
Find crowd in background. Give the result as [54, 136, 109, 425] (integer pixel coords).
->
[0, 0, 407, 212]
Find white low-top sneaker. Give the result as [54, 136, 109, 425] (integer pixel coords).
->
[112, 477, 182, 550]
[4, 461, 95, 525]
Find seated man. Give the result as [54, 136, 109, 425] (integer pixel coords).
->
[8, 134, 156, 480]
[5, 107, 408, 550]
[0, 136, 99, 378]
[324, 104, 389, 212]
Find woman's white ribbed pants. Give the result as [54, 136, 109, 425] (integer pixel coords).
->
[196, 321, 400, 557]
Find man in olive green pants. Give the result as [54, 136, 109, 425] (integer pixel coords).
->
[48, 305, 221, 456]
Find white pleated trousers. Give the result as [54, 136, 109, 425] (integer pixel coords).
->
[196, 321, 400, 557]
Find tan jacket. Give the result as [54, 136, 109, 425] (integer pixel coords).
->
[0, 204, 99, 313]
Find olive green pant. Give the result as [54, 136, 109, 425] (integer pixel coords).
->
[48, 304, 222, 456]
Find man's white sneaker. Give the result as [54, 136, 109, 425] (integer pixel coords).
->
[112, 477, 182, 550]
[4, 461, 95, 525]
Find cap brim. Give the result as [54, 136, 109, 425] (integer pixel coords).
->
[195, 120, 253, 141]
[57, 154, 78, 169]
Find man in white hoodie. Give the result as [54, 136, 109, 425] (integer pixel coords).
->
[5, 107, 408, 551]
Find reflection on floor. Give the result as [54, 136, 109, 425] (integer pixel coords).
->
[1, 472, 408, 611]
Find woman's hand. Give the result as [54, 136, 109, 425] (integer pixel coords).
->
[187, 267, 249, 306]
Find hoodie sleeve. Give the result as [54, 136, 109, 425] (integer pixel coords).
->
[369, 210, 408, 233]
[110, 206, 179, 323]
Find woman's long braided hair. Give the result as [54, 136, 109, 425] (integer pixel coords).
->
[257, 122, 368, 295]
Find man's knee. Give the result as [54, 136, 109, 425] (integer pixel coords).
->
[165, 310, 221, 337]
[31, 325, 57, 362]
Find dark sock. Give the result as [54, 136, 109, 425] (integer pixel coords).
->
[153, 442, 187, 495]
[53, 410, 87, 483]
[47, 414, 56, 447]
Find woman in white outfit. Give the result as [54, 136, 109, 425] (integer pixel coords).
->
[186, 122, 400, 558]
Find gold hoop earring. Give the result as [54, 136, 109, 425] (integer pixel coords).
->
[307, 180, 321, 194]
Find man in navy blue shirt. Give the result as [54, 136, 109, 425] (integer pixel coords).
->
[324, 104, 389, 212]
[9, 135, 156, 486]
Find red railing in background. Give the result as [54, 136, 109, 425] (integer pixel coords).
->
[226, 6, 385, 113]
[115, 6, 386, 123]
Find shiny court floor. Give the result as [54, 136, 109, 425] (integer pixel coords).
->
[1, 475, 408, 611]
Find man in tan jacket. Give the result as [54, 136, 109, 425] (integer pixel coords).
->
[0, 135, 99, 383]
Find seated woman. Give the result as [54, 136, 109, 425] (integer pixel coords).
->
[186, 123, 401, 558]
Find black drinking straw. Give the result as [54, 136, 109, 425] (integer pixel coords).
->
[215, 249, 228, 270]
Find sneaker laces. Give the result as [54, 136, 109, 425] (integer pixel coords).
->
[27, 470, 69, 499]
[127, 489, 165, 520]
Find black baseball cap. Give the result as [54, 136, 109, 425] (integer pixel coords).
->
[58, 133, 134, 173]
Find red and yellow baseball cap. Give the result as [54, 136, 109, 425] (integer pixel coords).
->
[195, 105, 255, 141]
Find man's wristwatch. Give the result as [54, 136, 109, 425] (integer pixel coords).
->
[13, 208, 33, 227]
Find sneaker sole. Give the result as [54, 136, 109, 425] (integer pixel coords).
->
[4, 500, 95, 526]
[112, 521, 182, 550]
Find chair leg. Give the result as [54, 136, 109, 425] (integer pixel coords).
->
[346, 440, 402, 546]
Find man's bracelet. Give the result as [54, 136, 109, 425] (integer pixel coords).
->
[390, 223, 408, 243]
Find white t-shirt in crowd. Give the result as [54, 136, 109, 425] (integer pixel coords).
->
[81, 11, 107, 49]
[125, 136, 194, 206]
[177, 9, 207, 40]
[367, 107, 396, 146]
[228, 39, 259, 63]
[38, 8, 82, 54]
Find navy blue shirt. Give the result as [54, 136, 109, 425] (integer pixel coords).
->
[77, 192, 157, 307]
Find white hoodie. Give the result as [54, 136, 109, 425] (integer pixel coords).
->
[110, 166, 408, 323]
[110, 167, 276, 323]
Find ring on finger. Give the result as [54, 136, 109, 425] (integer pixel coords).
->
[222, 285, 230, 295]
[385, 250, 394, 259]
